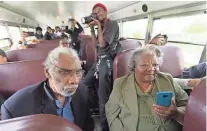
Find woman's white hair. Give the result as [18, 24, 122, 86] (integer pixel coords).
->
[129, 45, 164, 71]
[43, 47, 79, 70]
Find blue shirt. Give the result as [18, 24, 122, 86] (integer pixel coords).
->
[55, 96, 74, 123]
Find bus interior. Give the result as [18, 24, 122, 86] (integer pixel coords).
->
[0, 1, 206, 131]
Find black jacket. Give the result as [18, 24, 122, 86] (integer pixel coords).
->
[66, 22, 83, 44]
[1, 80, 94, 131]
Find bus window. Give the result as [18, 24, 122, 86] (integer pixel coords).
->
[21, 27, 28, 32]
[0, 25, 10, 50]
[8, 26, 21, 47]
[152, 14, 207, 67]
[28, 28, 34, 32]
[123, 19, 147, 44]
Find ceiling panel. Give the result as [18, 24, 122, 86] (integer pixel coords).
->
[1, 1, 138, 26]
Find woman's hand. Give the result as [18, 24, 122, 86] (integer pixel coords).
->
[152, 99, 179, 119]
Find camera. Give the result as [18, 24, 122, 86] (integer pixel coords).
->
[81, 13, 97, 24]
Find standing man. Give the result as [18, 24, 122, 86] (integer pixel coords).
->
[66, 18, 83, 56]
[82, 3, 122, 131]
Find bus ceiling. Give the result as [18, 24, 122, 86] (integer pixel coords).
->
[0, 1, 206, 27]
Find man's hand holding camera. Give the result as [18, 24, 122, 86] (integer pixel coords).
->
[88, 18, 101, 28]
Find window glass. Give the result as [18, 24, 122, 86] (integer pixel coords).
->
[21, 27, 28, 32]
[0, 25, 9, 39]
[153, 14, 207, 67]
[123, 19, 148, 39]
[0, 39, 10, 51]
[8, 26, 21, 47]
[152, 14, 207, 45]
[167, 42, 204, 68]
[28, 28, 34, 32]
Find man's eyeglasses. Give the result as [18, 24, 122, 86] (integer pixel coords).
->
[52, 64, 84, 77]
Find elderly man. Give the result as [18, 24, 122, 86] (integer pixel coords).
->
[1, 47, 94, 131]
[106, 45, 188, 131]
[0, 49, 7, 64]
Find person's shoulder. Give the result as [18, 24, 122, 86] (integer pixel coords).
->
[157, 72, 173, 80]
[4, 81, 45, 109]
[113, 73, 133, 91]
[108, 20, 118, 26]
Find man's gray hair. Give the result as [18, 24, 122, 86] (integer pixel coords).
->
[129, 45, 164, 71]
[43, 47, 79, 70]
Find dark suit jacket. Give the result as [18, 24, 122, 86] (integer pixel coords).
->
[1, 80, 94, 131]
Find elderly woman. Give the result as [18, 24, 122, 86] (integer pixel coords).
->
[105, 45, 188, 131]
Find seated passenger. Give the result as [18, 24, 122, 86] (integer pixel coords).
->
[0, 49, 7, 64]
[44, 26, 53, 40]
[35, 27, 43, 40]
[149, 33, 168, 46]
[55, 26, 62, 37]
[17, 41, 28, 50]
[59, 38, 69, 47]
[1, 47, 94, 131]
[106, 45, 188, 131]
[174, 78, 201, 90]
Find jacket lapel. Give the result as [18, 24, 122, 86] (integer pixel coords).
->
[123, 72, 139, 129]
[40, 82, 57, 115]
[71, 90, 84, 128]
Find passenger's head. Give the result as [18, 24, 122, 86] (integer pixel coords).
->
[47, 27, 52, 34]
[92, 3, 108, 22]
[59, 38, 69, 47]
[21, 31, 28, 39]
[43, 47, 83, 97]
[0, 49, 7, 64]
[36, 27, 43, 35]
[69, 18, 76, 28]
[55, 26, 60, 32]
[65, 26, 69, 31]
[149, 34, 168, 46]
[129, 45, 163, 83]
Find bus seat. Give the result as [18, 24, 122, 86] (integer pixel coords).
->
[27, 40, 59, 49]
[158, 45, 185, 77]
[80, 36, 92, 61]
[85, 37, 97, 72]
[0, 114, 82, 131]
[183, 78, 206, 131]
[113, 46, 185, 80]
[0, 60, 45, 98]
[6, 48, 53, 62]
[27, 43, 58, 49]
[120, 39, 142, 50]
[113, 49, 134, 81]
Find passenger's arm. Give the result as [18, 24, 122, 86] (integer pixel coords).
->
[174, 78, 201, 90]
[1, 104, 12, 120]
[105, 81, 126, 131]
[90, 26, 96, 40]
[174, 78, 192, 90]
[76, 22, 83, 33]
